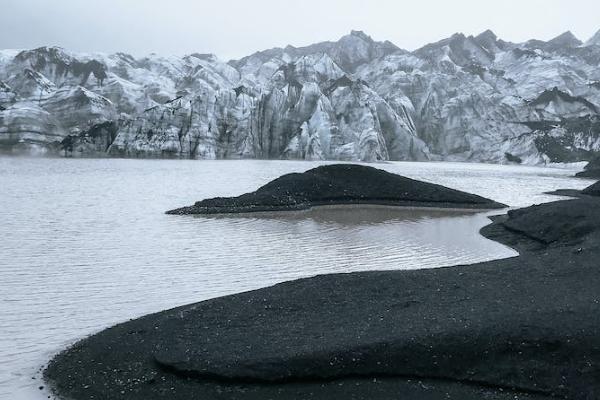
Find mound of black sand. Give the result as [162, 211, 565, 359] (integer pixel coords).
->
[499, 197, 600, 246]
[45, 196, 600, 400]
[546, 180, 600, 199]
[576, 156, 600, 178]
[582, 181, 600, 196]
[167, 164, 506, 214]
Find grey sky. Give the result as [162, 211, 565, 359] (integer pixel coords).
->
[1, 0, 599, 61]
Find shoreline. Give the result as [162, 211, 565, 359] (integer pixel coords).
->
[179, 201, 506, 218]
[42, 166, 600, 400]
[0, 152, 590, 168]
[44, 184, 600, 399]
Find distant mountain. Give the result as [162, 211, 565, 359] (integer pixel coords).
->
[585, 29, 600, 47]
[1, 29, 600, 163]
[231, 30, 402, 75]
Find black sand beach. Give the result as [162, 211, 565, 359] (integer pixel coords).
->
[166, 164, 506, 215]
[582, 181, 600, 196]
[44, 179, 600, 400]
[576, 157, 600, 178]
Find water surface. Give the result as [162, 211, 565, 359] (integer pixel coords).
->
[0, 158, 591, 399]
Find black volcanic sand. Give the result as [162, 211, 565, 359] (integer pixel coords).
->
[166, 164, 506, 214]
[582, 181, 600, 196]
[576, 157, 600, 178]
[546, 180, 600, 198]
[45, 196, 600, 400]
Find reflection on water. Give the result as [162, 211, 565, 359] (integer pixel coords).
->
[205, 205, 481, 225]
[0, 158, 590, 399]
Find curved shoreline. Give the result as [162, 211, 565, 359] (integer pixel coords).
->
[576, 157, 600, 178]
[44, 181, 600, 400]
[177, 200, 505, 217]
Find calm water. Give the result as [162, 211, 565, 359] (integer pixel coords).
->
[0, 158, 591, 400]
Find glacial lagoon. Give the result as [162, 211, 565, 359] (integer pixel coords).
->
[0, 158, 591, 399]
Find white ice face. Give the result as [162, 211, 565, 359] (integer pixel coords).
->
[1, 29, 599, 163]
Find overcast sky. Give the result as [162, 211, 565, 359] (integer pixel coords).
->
[1, 0, 599, 60]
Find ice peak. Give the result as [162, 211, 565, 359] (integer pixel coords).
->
[548, 31, 582, 47]
[584, 29, 600, 47]
[476, 29, 497, 42]
[349, 30, 374, 42]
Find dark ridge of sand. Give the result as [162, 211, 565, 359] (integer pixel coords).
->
[576, 169, 600, 178]
[44, 195, 600, 400]
[546, 180, 600, 199]
[576, 157, 600, 178]
[166, 164, 506, 215]
[582, 181, 600, 196]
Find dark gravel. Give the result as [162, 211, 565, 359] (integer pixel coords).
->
[44, 197, 600, 400]
[576, 157, 600, 178]
[546, 180, 600, 199]
[166, 164, 506, 214]
[582, 181, 600, 196]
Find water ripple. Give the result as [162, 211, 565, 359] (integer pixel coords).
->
[0, 158, 590, 399]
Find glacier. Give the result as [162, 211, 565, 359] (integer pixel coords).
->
[1, 29, 600, 163]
